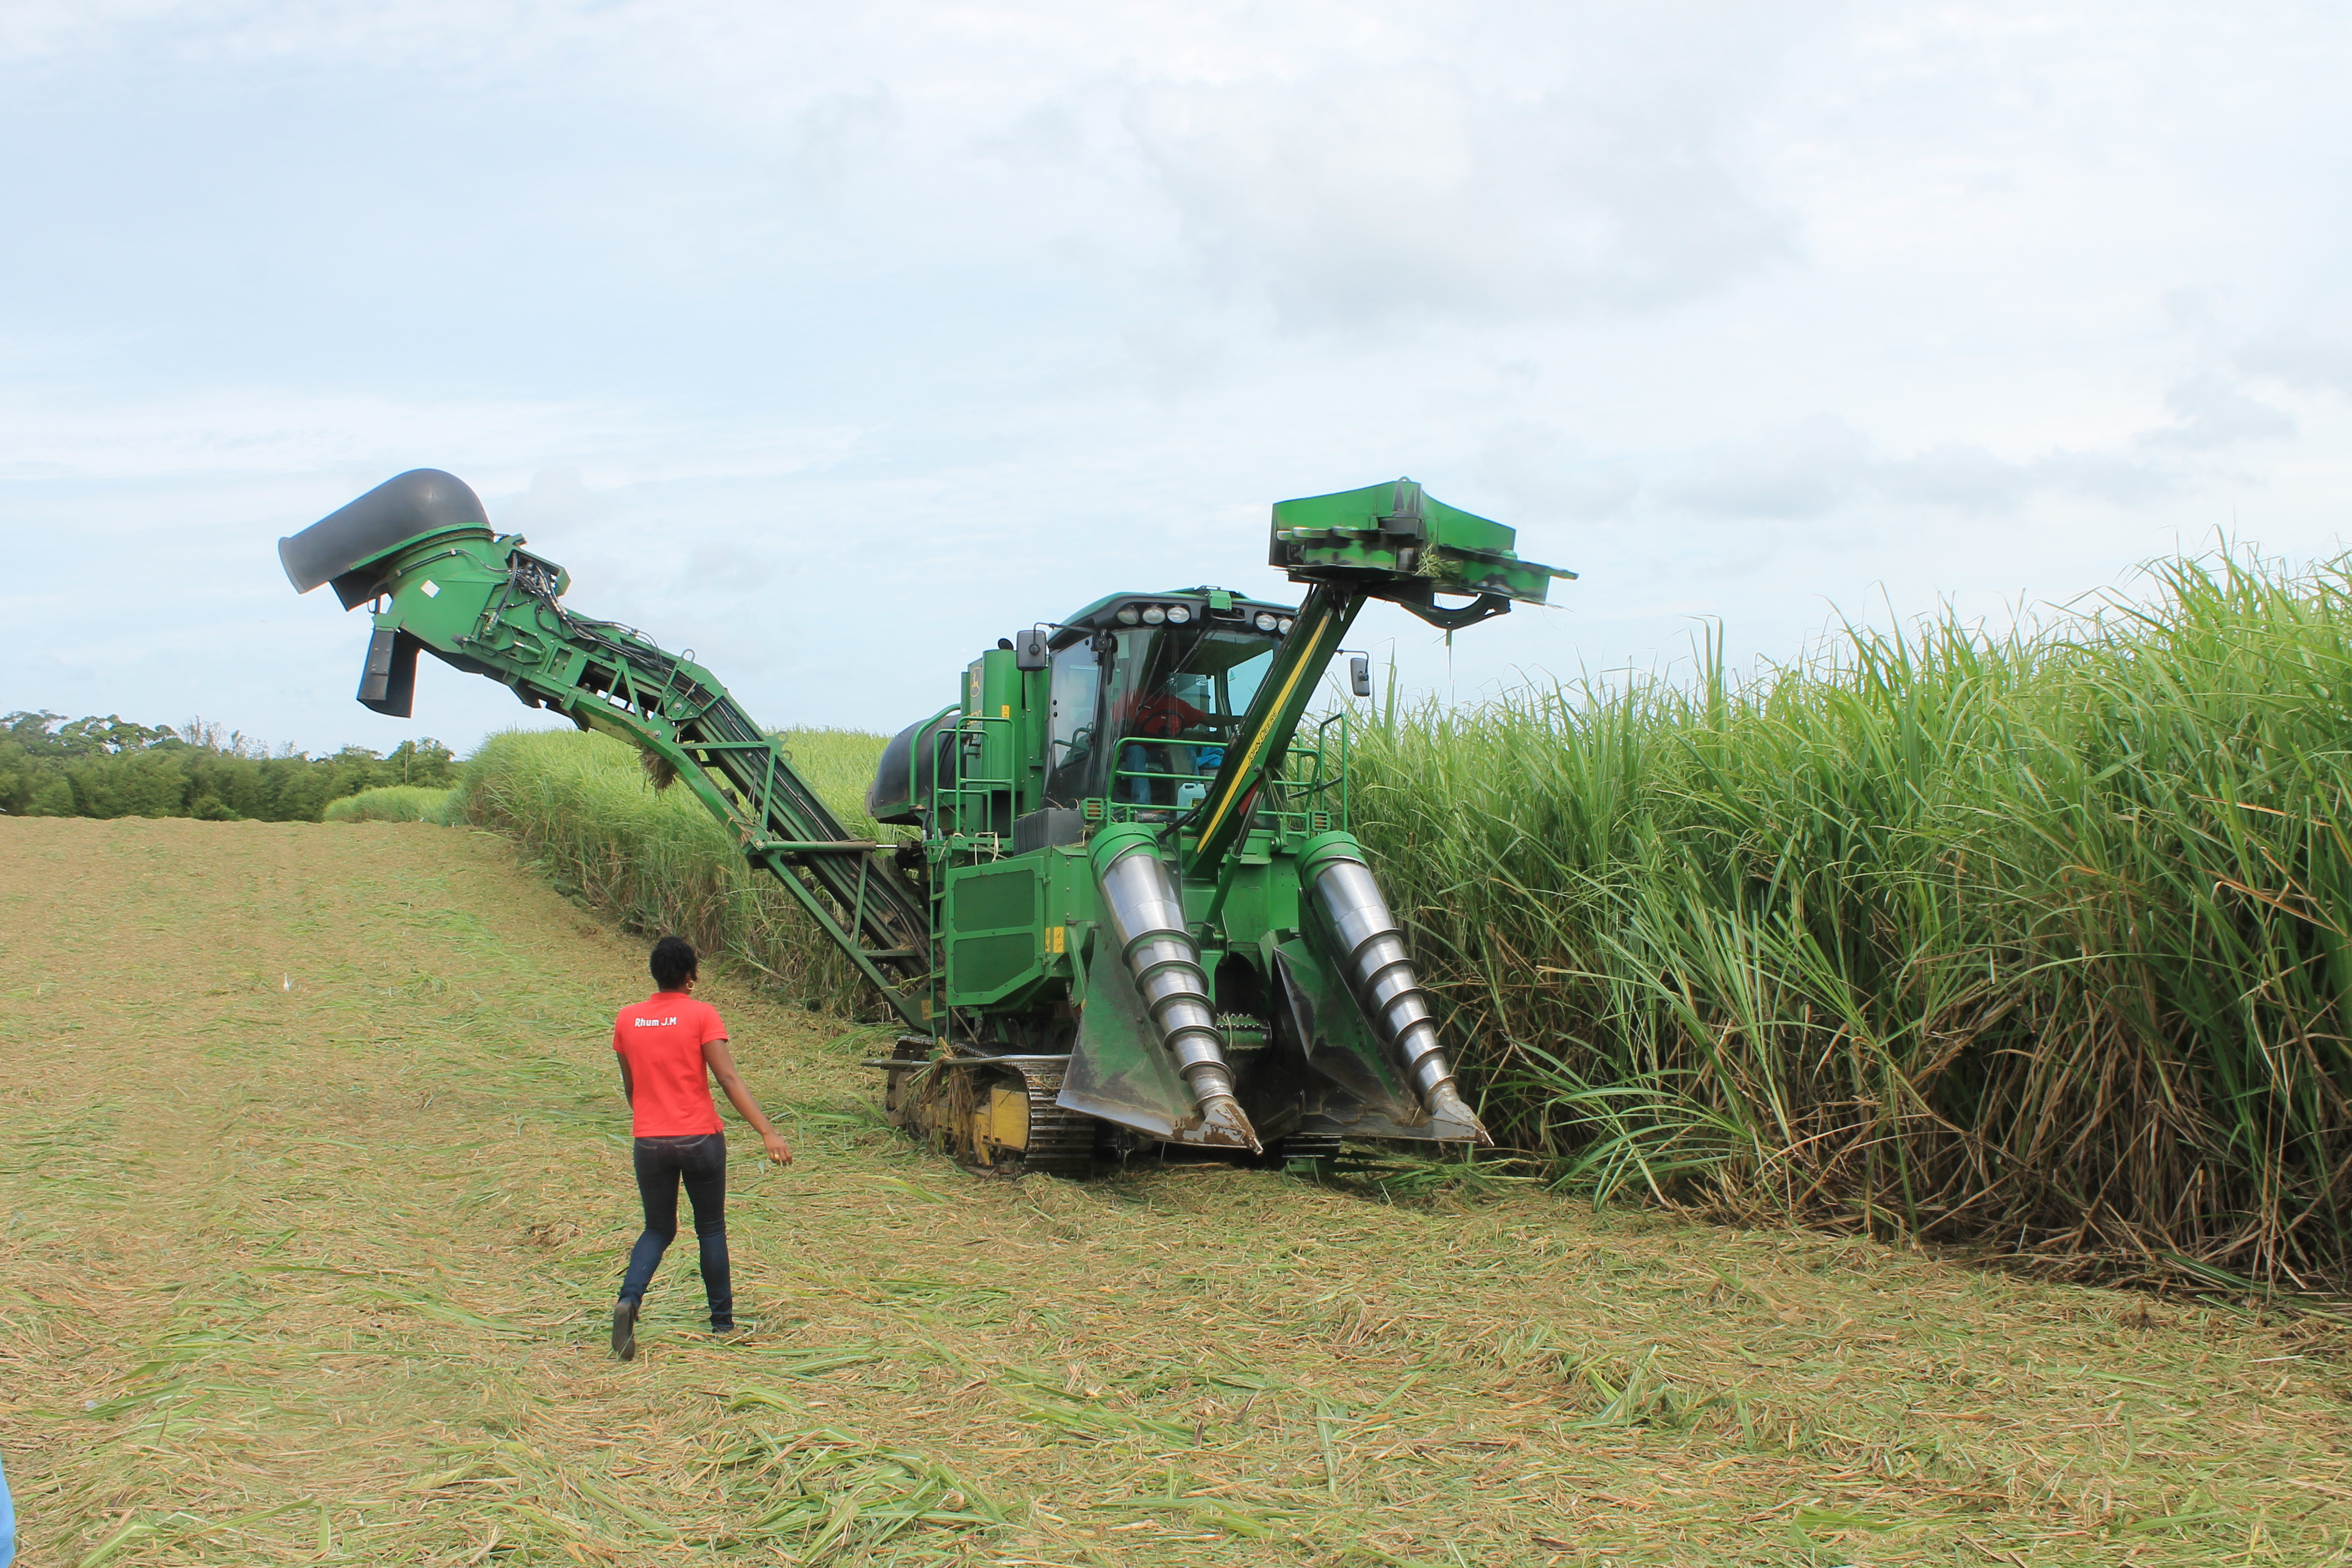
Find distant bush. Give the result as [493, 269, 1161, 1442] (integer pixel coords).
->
[0, 712, 457, 823]
[323, 786, 458, 824]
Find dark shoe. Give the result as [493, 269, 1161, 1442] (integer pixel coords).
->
[710, 1319, 755, 1342]
[611, 1298, 639, 1361]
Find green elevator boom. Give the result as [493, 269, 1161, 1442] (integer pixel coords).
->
[281, 471, 1572, 1172]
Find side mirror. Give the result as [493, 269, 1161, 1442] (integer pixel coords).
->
[1349, 654, 1373, 699]
[1014, 629, 1050, 670]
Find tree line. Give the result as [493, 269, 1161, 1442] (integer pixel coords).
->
[0, 711, 457, 822]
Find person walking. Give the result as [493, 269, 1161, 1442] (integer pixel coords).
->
[609, 934, 791, 1359]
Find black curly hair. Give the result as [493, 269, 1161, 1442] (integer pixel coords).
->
[650, 934, 699, 992]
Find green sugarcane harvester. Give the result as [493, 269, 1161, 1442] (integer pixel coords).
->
[281, 472, 1572, 1172]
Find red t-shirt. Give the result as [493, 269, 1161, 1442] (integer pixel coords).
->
[612, 993, 728, 1136]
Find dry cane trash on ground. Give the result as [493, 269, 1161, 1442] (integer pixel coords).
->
[3, 816, 2350, 1566]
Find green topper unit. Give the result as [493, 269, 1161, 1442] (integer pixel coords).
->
[280, 473, 1574, 1171]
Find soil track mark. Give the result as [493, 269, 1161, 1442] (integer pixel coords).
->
[3, 817, 2350, 1565]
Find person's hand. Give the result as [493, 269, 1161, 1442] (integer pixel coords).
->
[762, 1130, 793, 1167]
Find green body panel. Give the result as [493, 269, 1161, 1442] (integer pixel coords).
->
[286, 470, 1569, 1156]
[943, 858, 1045, 1003]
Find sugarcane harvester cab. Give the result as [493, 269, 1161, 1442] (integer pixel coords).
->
[279, 472, 1572, 1174]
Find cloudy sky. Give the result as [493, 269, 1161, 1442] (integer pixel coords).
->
[4, 0, 2349, 754]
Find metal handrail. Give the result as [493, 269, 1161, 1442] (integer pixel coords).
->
[1104, 722, 1349, 832]
[914, 707, 1025, 1042]
[923, 710, 1019, 846]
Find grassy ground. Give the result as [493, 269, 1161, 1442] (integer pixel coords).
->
[4, 817, 2351, 1566]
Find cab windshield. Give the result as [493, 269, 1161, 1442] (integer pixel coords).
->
[1044, 626, 1277, 807]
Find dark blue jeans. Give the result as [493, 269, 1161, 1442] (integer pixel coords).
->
[619, 1131, 732, 1330]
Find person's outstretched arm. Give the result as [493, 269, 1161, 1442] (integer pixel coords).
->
[704, 1038, 793, 1164]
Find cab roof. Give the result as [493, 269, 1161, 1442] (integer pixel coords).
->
[1048, 585, 1299, 649]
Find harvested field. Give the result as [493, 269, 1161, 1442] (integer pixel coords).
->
[4, 816, 2351, 1565]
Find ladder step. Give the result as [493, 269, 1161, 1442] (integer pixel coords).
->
[862, 948, 921, 961]
[750, 839, 888, 855]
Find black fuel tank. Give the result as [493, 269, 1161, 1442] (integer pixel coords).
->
[865, 710, 957, 825]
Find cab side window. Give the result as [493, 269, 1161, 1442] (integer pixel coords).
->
[1045, 641, 1101, 804]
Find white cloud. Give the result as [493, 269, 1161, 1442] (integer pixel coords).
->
[1123, 15, 1809, 329]
[2240, 331, 2352, 400]
[1473, 421, 1641, 522]
[1662, 413, 1870, 520]
[1526, 410, 2185, 527]
[2141, 372, 2296, 451]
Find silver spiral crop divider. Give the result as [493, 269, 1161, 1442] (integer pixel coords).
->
[1096, 839, 1261, 1150]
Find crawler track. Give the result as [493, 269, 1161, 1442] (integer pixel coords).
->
[878, 1035, 1093, 1176]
